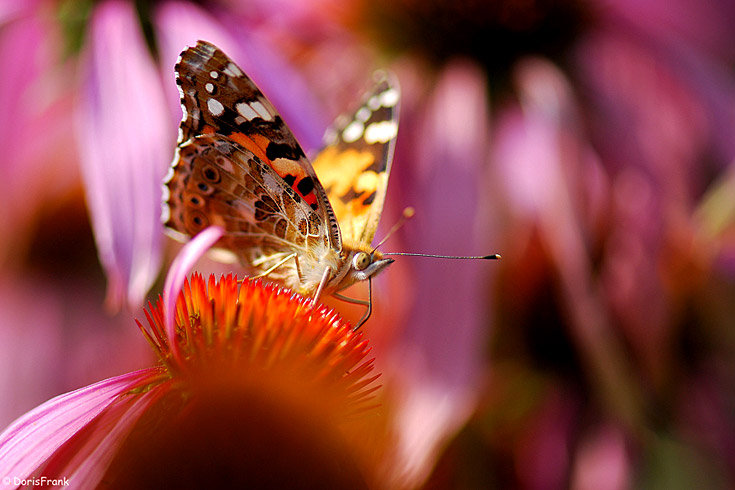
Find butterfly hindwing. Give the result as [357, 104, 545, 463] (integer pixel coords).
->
[311, 71, 400, 247]
[164, 134, 331, 270]
[173, 40, 341, 249]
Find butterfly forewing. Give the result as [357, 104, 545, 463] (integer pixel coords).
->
[172, 40, 341, 250]
[311, 71, 400, 247]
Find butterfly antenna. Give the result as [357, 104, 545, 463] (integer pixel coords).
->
[372, 207, 415, 253]
[382, 252, 501, 260]
[376, 207, 501, 259]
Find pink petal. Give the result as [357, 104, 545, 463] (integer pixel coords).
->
[0, 368, 158, 480]
[163, 226, 224, 359]
[43, 381, 167, 488]
[399, 60, 493, 385]
[515, 389, 578, 490]
[76, 0, 170, 310]
[494, 58, 591, 270]
[385, 60, 495, 485]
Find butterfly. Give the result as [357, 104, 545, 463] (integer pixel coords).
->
[162, 40, 400, 324]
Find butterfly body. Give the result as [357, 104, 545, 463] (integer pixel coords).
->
[163, 41, 398, 299]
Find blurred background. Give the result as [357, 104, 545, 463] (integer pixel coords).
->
[2, 0, 735, 488]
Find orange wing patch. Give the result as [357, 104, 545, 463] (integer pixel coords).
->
[312, 146, 387, 245]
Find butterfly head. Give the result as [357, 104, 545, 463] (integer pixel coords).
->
[332, 248, 393, 292]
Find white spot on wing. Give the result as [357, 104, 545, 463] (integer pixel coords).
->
[176, 85, 187, 124]
[218, 157, 235, 173]
[205, 83, 215, 93]
[334, 114, 350, 128]
[364, 120, 397, 144]
[223, 62, 244, 77]
[323, 127, 338, 145]
[207, 98, 225, 116]
[367, 96, 380, 111]
[342, 121, 364, 143]
[163, 156, 177, 183]
[161, 201, 170, 223]
[236, 102, 258, 120]
[379, 88, 399, 108]
[210, 70, 219, 79]
[263, 172, 281, 193]
[356, 107, 371, 122]
[164, 227, 193, 243]
[250, 100, 273, 121]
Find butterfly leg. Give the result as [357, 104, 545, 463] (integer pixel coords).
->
[250, 252, 297, 279]
[294, 255, 304, 282]
[333, 278, 373, 330]
[313, 266, 332, 304]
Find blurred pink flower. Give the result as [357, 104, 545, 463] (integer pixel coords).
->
[570, 423, 631, 490]
[0, 273, 152, 433]
[0, 4, 78, 265]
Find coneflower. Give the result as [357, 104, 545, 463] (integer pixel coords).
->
[0, 229, 385, 488]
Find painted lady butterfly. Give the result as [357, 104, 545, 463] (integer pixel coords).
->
[162, 41, 400, 322]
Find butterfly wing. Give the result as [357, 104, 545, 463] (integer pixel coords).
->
[163, 134, 332, 286]
[167, 40, 341, 251]
[311, 71, 400, 247]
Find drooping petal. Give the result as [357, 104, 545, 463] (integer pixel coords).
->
[162, 226, 223, 360]
[76, 0, 171, 310]
[0, 368, 160, 480]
